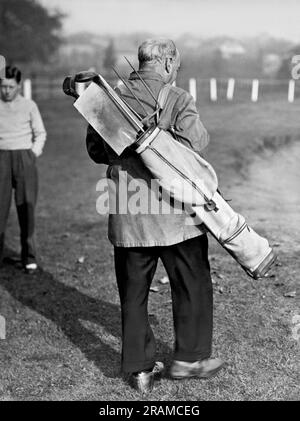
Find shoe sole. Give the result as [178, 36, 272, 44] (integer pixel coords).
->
[171, 363, 225, 380]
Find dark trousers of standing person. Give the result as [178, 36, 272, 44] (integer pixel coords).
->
[114, 234, 213, 374]
[0, 150, 38, 266]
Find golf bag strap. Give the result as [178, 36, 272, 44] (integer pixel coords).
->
[155, 84, 218, 212]
[156, 84, 172, 125]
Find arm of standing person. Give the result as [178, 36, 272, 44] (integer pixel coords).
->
[30, 101, 47, 157]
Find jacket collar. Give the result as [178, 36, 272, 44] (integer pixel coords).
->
[129, 70, 164, 82]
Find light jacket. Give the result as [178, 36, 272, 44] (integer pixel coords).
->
[86, 70, 210, 247]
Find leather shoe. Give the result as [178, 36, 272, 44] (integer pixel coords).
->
[129, 361, 164, 394]
[170, 358, 225, 380]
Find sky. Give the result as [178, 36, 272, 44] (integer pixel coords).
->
[40, 0, 300, 41]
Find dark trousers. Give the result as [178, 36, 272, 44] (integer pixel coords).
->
[114, 234, 213, 373]
[0, 150, 38, 265]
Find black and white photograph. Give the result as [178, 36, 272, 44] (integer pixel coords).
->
[0, 0, 299, 404]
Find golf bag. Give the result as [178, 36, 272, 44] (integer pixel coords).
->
[63, 71, 276, 279]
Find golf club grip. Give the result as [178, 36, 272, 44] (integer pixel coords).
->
[74, 71, 99, 83]
[62, 76, 79, 99]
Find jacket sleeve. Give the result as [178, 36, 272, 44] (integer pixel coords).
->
[172, 92, 209, 154]
[85, 124, 110, 165]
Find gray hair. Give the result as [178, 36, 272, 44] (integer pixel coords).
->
[138, 39, 178, 66]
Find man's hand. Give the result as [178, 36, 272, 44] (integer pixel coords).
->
[31, 143, 43, 158]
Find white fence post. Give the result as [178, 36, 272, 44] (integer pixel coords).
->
[0, 315, 5, 340]
[288, 79, 295, 103]
[227, 78, 235, 101]
[210, 78, 217, 102]
[189, 78, 197, 101]
[76, 82, 86, 96]
[251, 79, 259, 102]
[23, 79, 32, 99]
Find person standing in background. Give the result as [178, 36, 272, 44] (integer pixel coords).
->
[0, 66, 46, 271]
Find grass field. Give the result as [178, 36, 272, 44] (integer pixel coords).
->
[0, 95, 299, 401]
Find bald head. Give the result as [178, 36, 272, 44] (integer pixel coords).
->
[138, 38, 180, 84]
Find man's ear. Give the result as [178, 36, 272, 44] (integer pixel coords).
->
[165, 57, 172, 74]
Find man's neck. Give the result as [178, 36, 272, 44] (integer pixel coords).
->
[0, 94, 21, 104]
[140, 65, 162, 75]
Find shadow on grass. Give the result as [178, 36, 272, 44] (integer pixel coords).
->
[0, 261, 171, 381]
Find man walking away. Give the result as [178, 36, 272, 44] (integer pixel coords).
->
[86, 39, 225, 394]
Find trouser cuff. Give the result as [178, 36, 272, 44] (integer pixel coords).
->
[122, 359, 155, 374]
[174, 350, 211, 362]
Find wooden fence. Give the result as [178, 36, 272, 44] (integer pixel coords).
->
[22, 77, 299, 104]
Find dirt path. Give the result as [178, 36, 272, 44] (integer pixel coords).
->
[230, 141, 300, 256]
